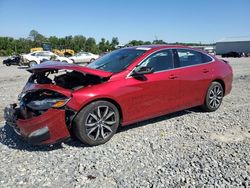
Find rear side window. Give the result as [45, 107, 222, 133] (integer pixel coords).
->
[202, 54, 213, 63]
[176, 49, 203, 67]
[175, 49, 213, 68]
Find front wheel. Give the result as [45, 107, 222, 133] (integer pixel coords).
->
[202, 81, 224, 112]
[73, 101, 120, 146]
[29, 61, 37, 67]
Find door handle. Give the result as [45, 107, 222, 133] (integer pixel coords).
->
[202, 69, 209, 73]
[169, 74, 178, 79]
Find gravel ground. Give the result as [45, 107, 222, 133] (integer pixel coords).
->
[0, 56, 249, 187]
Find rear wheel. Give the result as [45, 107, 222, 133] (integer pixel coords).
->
[73, 100, 120, 146]
[202, 81, 224, 112]
[90, 58, 95, 63]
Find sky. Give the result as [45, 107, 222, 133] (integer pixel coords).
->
[0, 0, 250, 44]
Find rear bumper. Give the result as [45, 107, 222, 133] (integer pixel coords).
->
[4, 105, 70, 145]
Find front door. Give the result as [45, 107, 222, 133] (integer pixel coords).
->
[122, 49, 181, 123]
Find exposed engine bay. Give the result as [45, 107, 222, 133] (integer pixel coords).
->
[28, 69, 107, 90]
[17, 69, 106, 120]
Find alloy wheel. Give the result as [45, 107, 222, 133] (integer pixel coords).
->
[208, 85, 223, 109]
[85, 105, 117, 141]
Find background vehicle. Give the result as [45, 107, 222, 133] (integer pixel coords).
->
[52, 48, 75, 57]
[222, 51, 241, 58]
[21, 51, 73, 66]
[30, 42, 52, 52]
[3, 55, 21, 66]
[70, 52, 99, 63]
[30, 42, 75, 57]
[5, 45, 233, 146]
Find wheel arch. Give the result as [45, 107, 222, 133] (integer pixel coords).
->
[212, 79, 225, 96]
[73, 97, 123, 125]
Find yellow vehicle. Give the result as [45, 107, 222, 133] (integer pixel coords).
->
[30, 43, 75, 57]
[52, 49, 75, 57]
[30, 47, 43, 52]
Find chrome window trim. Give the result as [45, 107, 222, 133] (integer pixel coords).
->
[126, 48, 215, 78]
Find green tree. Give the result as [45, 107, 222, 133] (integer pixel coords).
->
[72, 35, 86, 52]
[111, 37, 119, 50]
[85, 37, 98, 53]
[128, 40, 145, 46]
[0, 29, 213, 56]
[152, 39, 167, 44]
[143, 41, 151, 45]
[98, 38, 107, 52]
[48, 36, 59, 49]
[29, 29, 45, 47]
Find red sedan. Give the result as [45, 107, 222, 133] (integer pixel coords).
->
[4, 45, 233, 146]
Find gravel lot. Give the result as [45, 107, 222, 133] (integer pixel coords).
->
[0, 56, 249, 187]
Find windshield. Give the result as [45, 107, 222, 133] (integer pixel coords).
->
[87, 48, 147, 73]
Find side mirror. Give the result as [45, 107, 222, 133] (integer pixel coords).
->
[131, 66, 154, 77]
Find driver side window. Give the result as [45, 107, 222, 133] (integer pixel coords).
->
[136, 49, 174, 72]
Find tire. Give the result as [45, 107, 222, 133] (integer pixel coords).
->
[29, 61, 37, 67]
[6, 63, 11, 66]
[90, 58, 95, 63]
[62, 60, 68, 63]
[73, 100, 120, 146]
[202, 81, 224, 112]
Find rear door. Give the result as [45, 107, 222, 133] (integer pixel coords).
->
[173, 49, 213, 108]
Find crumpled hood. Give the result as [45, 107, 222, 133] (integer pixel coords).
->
[27, 61, 113, 78]
[21, 83, 72, 98]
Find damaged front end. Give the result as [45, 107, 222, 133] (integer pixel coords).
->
[4, 62, 112, 145]
[5, 89, 72, 144]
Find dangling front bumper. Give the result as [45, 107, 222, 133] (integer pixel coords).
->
[4, 104, 71, 145]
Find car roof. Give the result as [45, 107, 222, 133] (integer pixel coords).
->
[126, 45, 187, 50]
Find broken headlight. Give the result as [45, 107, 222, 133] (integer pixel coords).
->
[26, 98, 70, 110]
